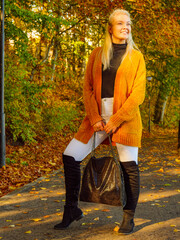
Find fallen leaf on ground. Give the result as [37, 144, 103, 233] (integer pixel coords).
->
[41, 198, 47, 201]
[113, 226, 119, 232]
[156, 168, 164, 173]
[102, 209, 110, 212]
[82, 222, 95, 226]
[85, 209, 92, 212]
[31, 218, 42, 222]
[9, 225, 15, 228]
[115, 222, 120, 225]
[56, 213, 62, 216]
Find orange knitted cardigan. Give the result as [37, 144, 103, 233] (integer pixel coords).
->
[74, 47, 146, 147]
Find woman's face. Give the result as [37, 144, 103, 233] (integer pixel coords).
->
[110, 14, 131, 44]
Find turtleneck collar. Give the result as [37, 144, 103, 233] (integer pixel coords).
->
[112, 42, 127, 50]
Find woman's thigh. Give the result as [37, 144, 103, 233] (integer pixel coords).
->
[116, 143, 138, 164]
[64, 131, 109, 161]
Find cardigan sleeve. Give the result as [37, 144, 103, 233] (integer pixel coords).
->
[109, 53, 146, 127]
[83, 48, 103, 126]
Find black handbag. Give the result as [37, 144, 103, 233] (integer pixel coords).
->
[79, 134, 126, 207]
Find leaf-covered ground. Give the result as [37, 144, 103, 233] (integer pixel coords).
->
[0, 126, 179, 240]
[0, 126, 179, 198]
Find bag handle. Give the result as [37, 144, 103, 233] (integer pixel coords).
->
[91, 132, 119, 166]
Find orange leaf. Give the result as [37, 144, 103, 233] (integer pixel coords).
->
[102, 209, 110, 212]
[113, 226, 119, 232]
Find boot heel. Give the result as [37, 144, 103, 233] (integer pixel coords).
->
[76, 213, 84, 221]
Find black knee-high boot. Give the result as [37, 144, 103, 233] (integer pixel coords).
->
[118, 161, 140, 234]
[54, 154, 84, 230]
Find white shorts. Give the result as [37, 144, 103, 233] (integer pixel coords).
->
[64, 98, 138, 163]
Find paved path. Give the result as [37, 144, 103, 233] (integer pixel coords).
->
[0, 137, 180, 240]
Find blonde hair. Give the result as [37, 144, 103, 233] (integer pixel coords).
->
[102, 9, 138, 70]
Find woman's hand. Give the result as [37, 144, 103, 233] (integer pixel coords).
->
[93, 121, 105, 132]
[104, 120, 117, 134]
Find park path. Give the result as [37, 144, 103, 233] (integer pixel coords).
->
[0, 136, 179, 240]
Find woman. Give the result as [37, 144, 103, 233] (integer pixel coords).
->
[54, 9, 146, 235]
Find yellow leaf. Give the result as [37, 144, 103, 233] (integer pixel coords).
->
[115, 222, 120, 225]
[164, 184, 171, 187]
[9, 186, 16, 190]
[174, 229, 180, 232]
[17, 194, 21, 196]
[45, 179, 50, 182]
[40, 187, 46, 190]
[42, 168, 51, 172]
[25, 230, 32, 234]
[31, 218, 42, 222]
[94, 217, 99, 221]
[107, 216, 113, 218]
[49, 162, 56, 166]
[85, 209, 92, 212]
[41, 198, 47, 201]
[113, 226, 119, 232]
[56, 192, 64, 195]
[6, 220, 12, 222]
[94, 208, 99, 210]
[170, 225, 176, 227]
[9, 225, 15, 228]
[54, 200, 60, 203]
[82, 222, 94, 226]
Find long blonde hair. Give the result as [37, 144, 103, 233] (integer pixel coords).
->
[102, 9, 138, 70]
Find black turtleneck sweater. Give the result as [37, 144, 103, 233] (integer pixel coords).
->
[101, 43, 127, 98]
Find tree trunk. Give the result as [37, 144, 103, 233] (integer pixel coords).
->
[153, 91, 169, 124]
[51, 41, 58, 81]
